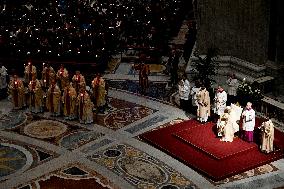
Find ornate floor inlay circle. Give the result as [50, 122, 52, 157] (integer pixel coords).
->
[103, 149, 122, 158]
[104, 107, 154, 129]
[59, 131, 103, 150]
[117, 157, 167, 184]
[0, 143, 33, 181]
[24, 120, 68, 139]
[0, 111, 27, 129]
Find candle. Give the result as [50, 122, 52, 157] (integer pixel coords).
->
[15, 81, 18, 85]
[80, 93, 83, 97]
[29, 81, 32, 85]
[44, 79, 46, 83]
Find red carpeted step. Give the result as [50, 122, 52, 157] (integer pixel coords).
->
[173, 122, 258, 160]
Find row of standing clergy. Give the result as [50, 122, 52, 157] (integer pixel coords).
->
[178, 77, 238, 117]
[8, 72, 106, 124]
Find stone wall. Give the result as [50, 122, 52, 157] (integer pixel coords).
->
[195, 0, 270, 65]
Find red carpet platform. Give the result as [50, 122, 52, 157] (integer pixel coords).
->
[174, 124, 257, 160]
[140, 119, 284, 181]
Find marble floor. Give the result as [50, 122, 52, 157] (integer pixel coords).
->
[1, 75, 284, 189]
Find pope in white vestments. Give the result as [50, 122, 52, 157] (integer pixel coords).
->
[218, 106, 240, 142]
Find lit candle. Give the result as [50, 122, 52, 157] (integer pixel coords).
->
[44, 79, 46, 83]
[80, 93, 83, 97]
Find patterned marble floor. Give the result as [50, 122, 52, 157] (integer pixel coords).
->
[1, 88, 284, 189]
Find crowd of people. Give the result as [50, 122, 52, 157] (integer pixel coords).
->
[0, 0, 190, 62]
[5, 62, 107, 124]
[178, 74, 275, 153]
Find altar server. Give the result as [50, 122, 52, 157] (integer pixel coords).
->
[178, 75, 190, 112]
[241, 102, 255, 142]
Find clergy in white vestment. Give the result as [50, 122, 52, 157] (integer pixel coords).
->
[178, 75, 190, 112]
[213, 86, 227, 116]
[190, 80, 201, 113]
[241, 102, 255, 142]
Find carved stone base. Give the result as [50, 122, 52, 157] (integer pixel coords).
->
[186, 55, 267, 82]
